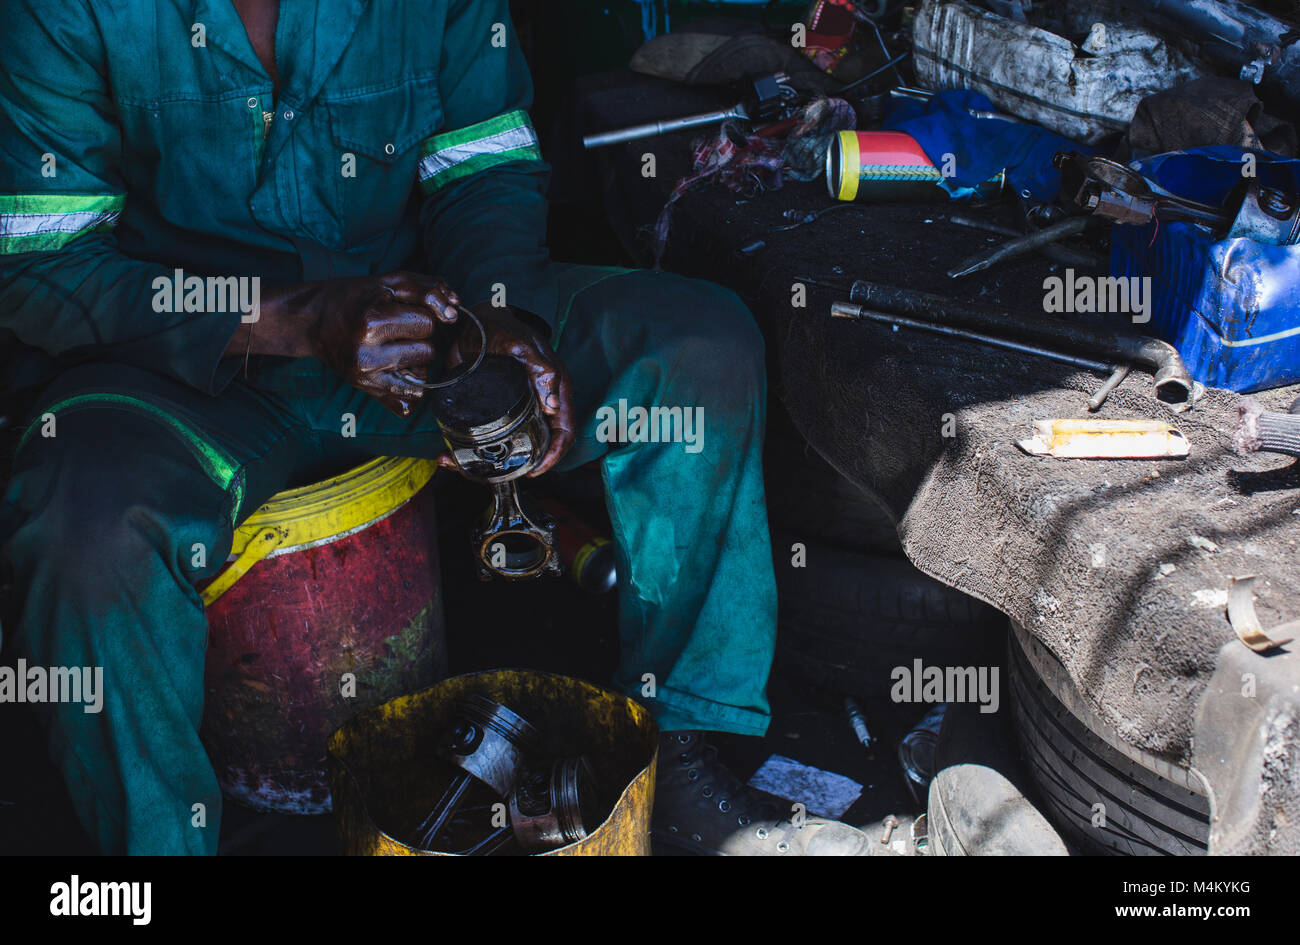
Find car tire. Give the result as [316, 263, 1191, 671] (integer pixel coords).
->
[772, 534, 1001, 697]
[764, 402, 902, 555]
[1007, 621, 1211, 856]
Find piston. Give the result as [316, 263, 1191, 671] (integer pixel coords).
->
[432, 355, 561, 580]
[508, 756, 601, 853]
[411, 695, 541, 851]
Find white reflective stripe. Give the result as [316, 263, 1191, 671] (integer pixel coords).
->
[417, 124, 540, 183]
[0, 209, 121, 237]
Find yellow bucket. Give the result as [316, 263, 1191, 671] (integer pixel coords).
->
[328, 670, 659, 855]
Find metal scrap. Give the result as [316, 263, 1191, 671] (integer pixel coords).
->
[1228, 576, 1296, 653]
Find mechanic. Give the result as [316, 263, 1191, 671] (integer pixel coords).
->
[0, 0, 872, 855]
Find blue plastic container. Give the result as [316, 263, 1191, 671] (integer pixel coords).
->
[1111, 147, 1300, 393]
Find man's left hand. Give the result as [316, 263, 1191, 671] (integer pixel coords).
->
[444, 304, 575, 477]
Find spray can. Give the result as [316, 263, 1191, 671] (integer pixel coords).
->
[826, 130, 1004, 203]
[534, 496, 618, 595]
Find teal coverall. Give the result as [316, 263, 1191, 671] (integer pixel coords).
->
[0, 0, 778, 853]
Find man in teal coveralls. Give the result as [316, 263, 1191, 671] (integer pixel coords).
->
[0, 0, 871, 855]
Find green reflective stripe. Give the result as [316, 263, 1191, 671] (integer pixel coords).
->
[0, 194, 126, 254]
[18, 394, 246, 523]
[417, 109, 541, 194]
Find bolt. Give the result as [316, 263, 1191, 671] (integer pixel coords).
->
[880, 815, 899, 844]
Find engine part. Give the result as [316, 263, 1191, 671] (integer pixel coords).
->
[433, 355, 549, 485]
[844, 280, 1196, 407]
[844, 696, 874, 748]
[412, 696, 541, 850]
[433, 355, 560, 580]
[509, 756, 601, 853]
[474, 482, 563, 581]
[1062, 153, 1300, 248]
[899, 703, 947, 805]
[1227, 575, 1296, 653]
[1056, 151, 1232, 230]
[1228, 180, 1300, 245]
[397, 304, 487, 390]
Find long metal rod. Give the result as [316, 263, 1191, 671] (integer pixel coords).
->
[947, 214, 1101, 269]
[831, 302, 1117, 372]
[948, 217, 1092, 278]
[1088, 365, 1132, 412]
[415, 773, 472, 849]
[847, 280, 1195, 406]
[583, 107, 746, 149]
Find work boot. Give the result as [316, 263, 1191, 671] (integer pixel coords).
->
[651, 731, 872, 855]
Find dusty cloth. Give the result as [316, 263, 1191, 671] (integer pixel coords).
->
[1125, 76, 1297, 159]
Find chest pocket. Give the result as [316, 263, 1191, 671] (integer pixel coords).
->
[318, 77, 443, 250]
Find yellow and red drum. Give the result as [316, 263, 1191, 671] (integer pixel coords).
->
[200, 456, 446, 814]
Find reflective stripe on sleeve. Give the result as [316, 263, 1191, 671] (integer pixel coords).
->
[417, 109, 542, 194]
[0, 194, 125, 253]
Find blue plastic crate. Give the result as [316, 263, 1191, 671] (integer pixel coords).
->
[1110, 147, 1300, 393]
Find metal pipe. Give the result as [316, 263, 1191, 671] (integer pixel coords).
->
[1088, 365, 1132, 413]
[583, 107, 746, 149]
[831, 302, 1118, 372]
[847, 280, 1196, 407]
[947, 217, 1094, 279]
[947, 214, 1100, 269]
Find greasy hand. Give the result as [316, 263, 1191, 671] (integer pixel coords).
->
[306, 272, 459, 416]
[445, 304, 576, 477]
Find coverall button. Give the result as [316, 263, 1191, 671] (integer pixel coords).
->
[246, 97, 258, 108]
[283, 109, 294, 121]
[384, 143, 395, 155]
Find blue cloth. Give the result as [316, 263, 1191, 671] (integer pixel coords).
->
[883, 90, 1090, 203]
[1129, 146, 1300, 204]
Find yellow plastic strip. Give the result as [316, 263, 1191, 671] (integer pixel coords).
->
[201, 525, 289, 606]
[204, 456, 436, 604]
[228, 456, 436, 558]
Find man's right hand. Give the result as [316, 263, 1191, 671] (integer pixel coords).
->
[226, 271, 460, 416]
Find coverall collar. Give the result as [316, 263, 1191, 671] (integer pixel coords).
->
[190, 0, 368, 110]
